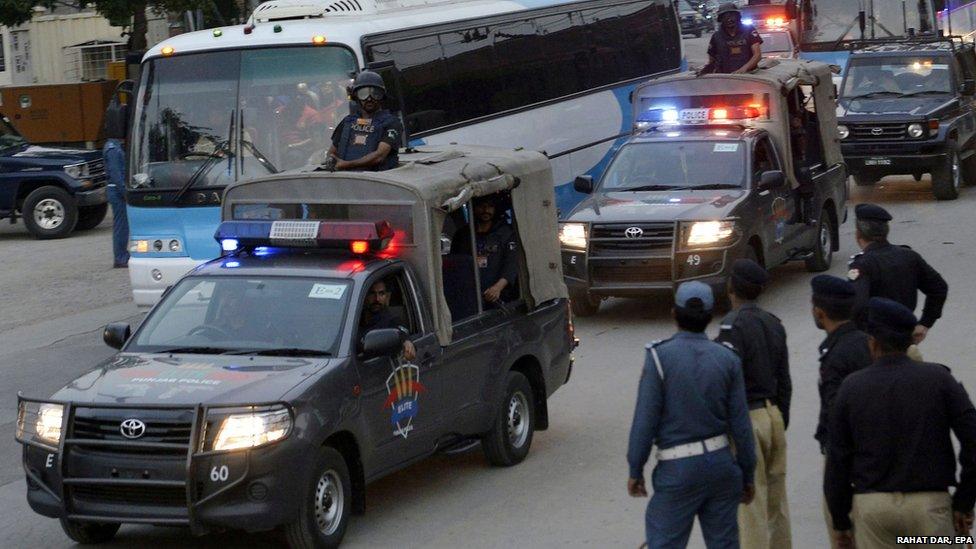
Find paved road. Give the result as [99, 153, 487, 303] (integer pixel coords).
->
[1, 177, 975, 548]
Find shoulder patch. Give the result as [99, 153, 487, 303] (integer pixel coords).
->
[848, 268, 860, 281]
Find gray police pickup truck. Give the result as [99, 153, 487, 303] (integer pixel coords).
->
[560, 60, 848, 315]
[837, 39, 976, 200]
[0, 113, 108, 238]
[16, 146, 574, 547]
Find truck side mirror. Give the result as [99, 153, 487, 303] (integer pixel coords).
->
[361, 328, 404, 359]
[574, 175, 594, 194]
[103, 323, 131, 350]
[961, 79, 976, 96]
[758, 170, 786, 190]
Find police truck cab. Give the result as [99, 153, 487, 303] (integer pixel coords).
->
[16, 146, 574, 547]
[559, 60, 847, 315]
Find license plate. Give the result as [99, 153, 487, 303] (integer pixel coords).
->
[680, 108, 710, 123]
[865, 157, 892, 166]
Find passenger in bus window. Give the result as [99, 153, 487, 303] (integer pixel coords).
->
[321, 70, 402, 172]
[700, 3, 763, 75]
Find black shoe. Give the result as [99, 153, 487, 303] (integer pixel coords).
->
[113, 263, 128, 269]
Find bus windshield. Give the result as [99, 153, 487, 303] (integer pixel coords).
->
[800, 0, 934, 48]
[131, 46, 357, 193]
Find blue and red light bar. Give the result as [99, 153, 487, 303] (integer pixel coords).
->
[635, 105, 763, 131]
[214, 219, 395, 254]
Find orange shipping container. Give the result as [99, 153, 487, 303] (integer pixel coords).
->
[0, 80, 118, 146]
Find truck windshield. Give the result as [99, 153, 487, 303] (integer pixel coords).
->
[601, 141, 745, 190]
[842, 57, 952, 98]
[131, 46, 357, 193]
[800, 0, 933, 49]
[130, 275, 352, 355]
[0, 116, 27, 151]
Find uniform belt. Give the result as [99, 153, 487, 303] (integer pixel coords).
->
[748, 398, 774, 411]
[656, 435, 729, 461]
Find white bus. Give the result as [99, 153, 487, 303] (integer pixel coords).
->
[126, 0, 683, 306]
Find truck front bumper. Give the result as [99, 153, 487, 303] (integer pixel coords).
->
[18, 397, 307, 534]
[74, 186, 107, 207]
[842, 141, 949, 176]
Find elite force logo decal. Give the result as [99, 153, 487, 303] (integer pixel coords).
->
[383, 363, 426, 439]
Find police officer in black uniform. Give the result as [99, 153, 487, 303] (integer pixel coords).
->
[359, 279, 416, 361]
[450, 195, 519, 306]
[700, 3, 763, 75]
[825, 298, 976, 549]
[809, 275, 872, 548]
[848, 203, 948, 347]
[716, 258, 792, 548]
[324, 71, 402, 172]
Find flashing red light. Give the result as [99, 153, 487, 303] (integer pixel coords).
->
[350, 240, 369, 254]
[708, 106, 761, 120]
[711, 108, 729, 120]
[765, 16, 786, 26]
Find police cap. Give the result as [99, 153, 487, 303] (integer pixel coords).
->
[866, 297, 917, 341]
[810, 274, 856, 301]
[855, 203, 893, 222]
[675, 281, 714, 312]
[731, 258, 769, 287]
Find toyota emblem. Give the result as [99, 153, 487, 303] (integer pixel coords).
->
[120, 418, 146, 439]
[871, 127, 884, 136]
[624, 227, 644, 239]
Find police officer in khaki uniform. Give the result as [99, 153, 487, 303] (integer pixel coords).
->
[826, 298, 976, 549]
[716, 259, 792, 549]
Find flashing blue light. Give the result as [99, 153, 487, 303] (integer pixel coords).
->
[224, 261, 240, 268]
[743, 18, 754, 25]
[638, 106, 680, 124]
[221, 238, 239, 252]
[253, 246, 272, 256]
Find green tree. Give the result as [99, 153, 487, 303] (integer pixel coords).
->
[0, 1, 238, 50]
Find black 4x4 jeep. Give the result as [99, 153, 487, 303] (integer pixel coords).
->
[837, 39, 976, 200]
[0, 114, 108, 238]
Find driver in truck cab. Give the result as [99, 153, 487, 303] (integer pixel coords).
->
[321, 70, 402, 172]
[359, 279, 417, 361]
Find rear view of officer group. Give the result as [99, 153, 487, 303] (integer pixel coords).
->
[627, 204, 976, 549]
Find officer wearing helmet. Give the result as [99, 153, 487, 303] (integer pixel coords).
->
[323, 70, 402, 171]
[700, 3, 763, 75]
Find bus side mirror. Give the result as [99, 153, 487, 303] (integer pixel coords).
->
[361, 328, 404, 359]
[103, 323, 131, 350]
[758, 170, 786, 190]
[574, 175, 594, 194]
[961, 80, 975, 96]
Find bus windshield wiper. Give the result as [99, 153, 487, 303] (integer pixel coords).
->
[172, 109, 235, 204]
[223, 348, 332, 357]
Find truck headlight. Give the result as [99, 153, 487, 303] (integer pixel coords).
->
[837, 125, 850, 140]
[34, 403, 64, 445]
[558, 223, 588, 250]
[682, 221, 737, 248]
[907, 123, 924, 138]
[63, 163, 85, 179]
[212, 407, 292, 451]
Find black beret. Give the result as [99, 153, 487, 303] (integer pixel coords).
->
[866, 297, 917, 340]
[731, 258, 769, 286]
[810, 274, 856, 299]
[855, 203, 892, 222]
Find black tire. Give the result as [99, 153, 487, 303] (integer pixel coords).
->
[483, 371, 535, 467]
[569, 288, 600, 317]
[76, 203, 108, 231]
[59, 518, 120, 544]
[805, 209, 834, 272]
[852, 173, 878, 187]
[932, 150, 962, 200]
[22, 185, 77, 239]
[283, 446, 352, 549]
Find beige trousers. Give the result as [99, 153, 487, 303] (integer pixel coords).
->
[823, 487, 842, 549]
[738, 402, 792, 549]
[852, 492, 958, 549]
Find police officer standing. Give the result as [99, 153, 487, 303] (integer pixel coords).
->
[825, 298, 976, 549]
[627, 281, 756, 548]
[716, 259, 792, 549]
[323, 71, 402, 172]
[809, 275, 872, 548]
[848, 204, 948, 353]
[700, 3, 763, 75]
[451, 195, 519, 305]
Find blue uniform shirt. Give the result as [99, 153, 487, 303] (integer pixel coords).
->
[103, 139, 125, 187]
[627, 331, 756, 484]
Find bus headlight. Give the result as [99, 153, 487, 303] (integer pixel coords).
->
[837, 125, 850, 140]
[558, 223, 588, 250]
[212, 407, 292, 451]
[32, 403, 64, 445]
[681, 221, 737, 248]
[907, 123, 924, 139]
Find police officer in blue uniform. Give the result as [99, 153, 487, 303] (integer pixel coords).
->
[627, 281, 756, 548]
[825, 298, 976, 549]
[450, 195, 519, 305]
[809, 275, 872, 549]
[324, 71, 402, 172]
[848, 203, 948, 347]
[700, 3, 763, 75]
